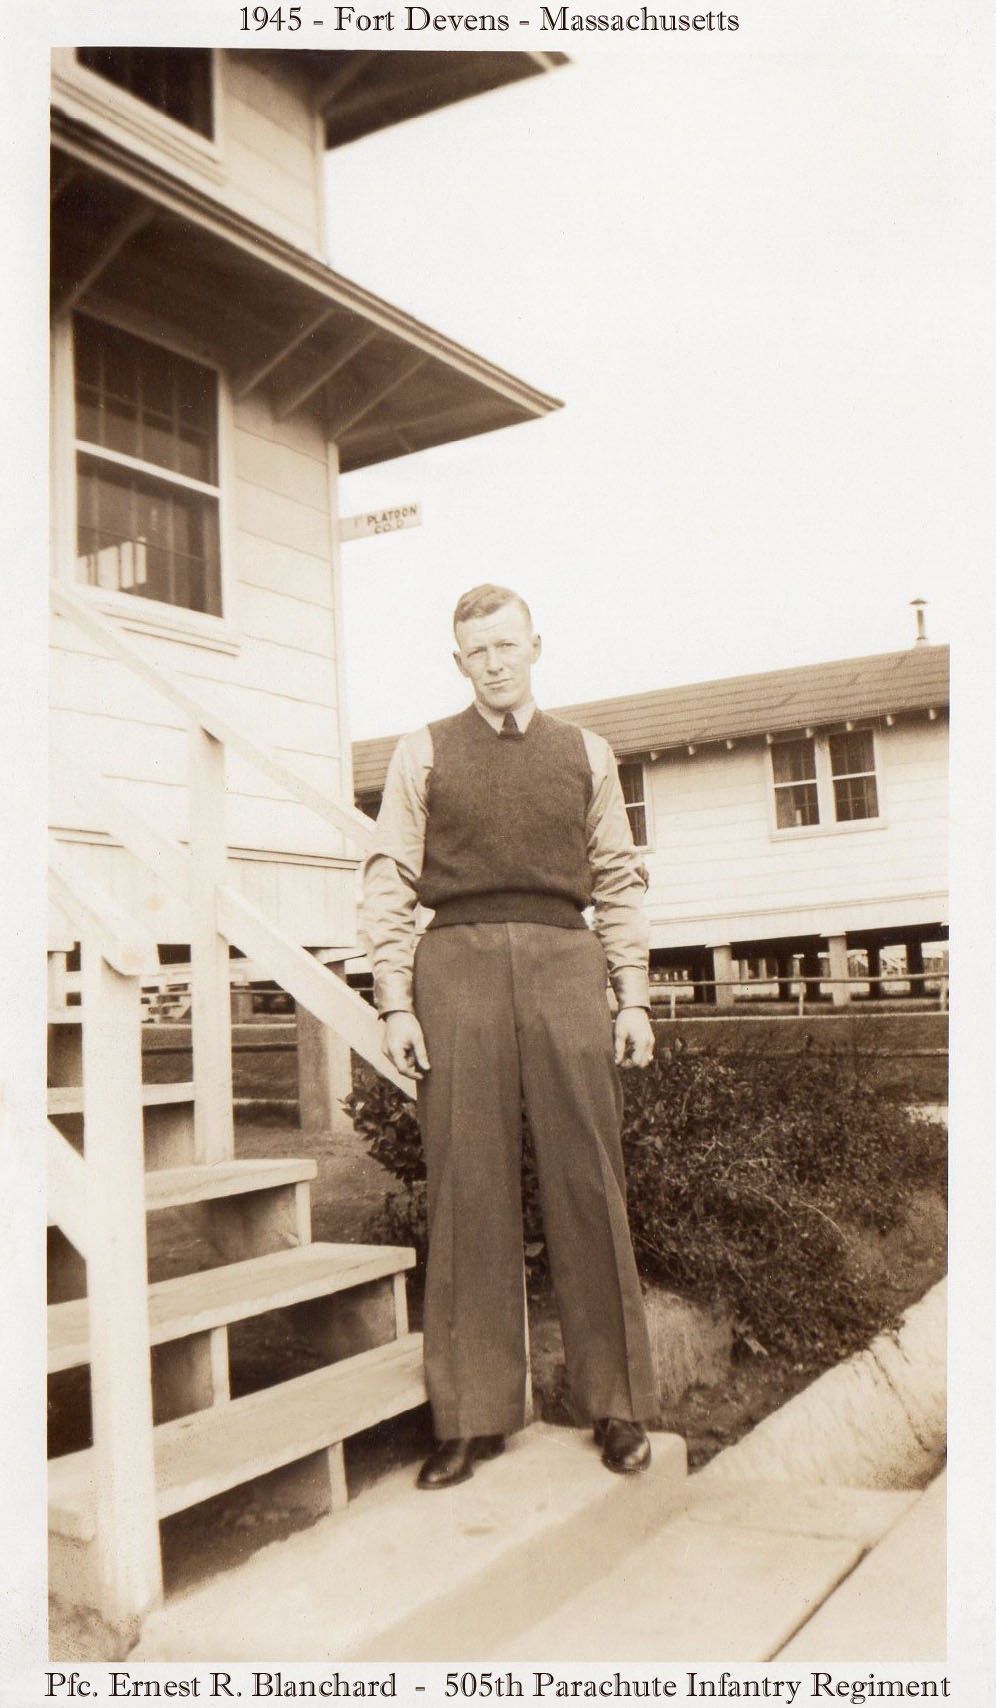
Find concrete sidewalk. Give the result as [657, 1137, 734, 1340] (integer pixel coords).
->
[132, 1424, 945, 1663]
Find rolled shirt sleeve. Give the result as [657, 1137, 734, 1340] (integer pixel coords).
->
[581, 729, 652, 1011]
[358, 728, 432, 1015]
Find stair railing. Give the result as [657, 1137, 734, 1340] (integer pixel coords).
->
[50, 585, 411, 1118]
[48, 840, 163, 1637]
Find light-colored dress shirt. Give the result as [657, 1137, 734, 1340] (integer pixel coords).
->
[359, 700, 652, 1016]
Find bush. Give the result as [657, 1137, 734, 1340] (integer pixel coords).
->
[345, 1035, 947, 1368]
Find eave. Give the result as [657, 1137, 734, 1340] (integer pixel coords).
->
[290, 50, 569, 151]
[51, 108, 562, 471]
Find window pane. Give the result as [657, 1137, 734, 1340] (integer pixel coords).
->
[77, 48, 213, 138]
[833, 774, 879, 822]
[775, 782, 820, 829]
[75, 453, 221, 616]
[619, 762, 645, 806]
[74, 317, 217, 484]
[829, 730, 874, 778]
[625, 803, 648, 846]
[772, 739, 816, 785]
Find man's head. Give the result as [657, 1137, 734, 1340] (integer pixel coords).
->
[452, 584, 541, 715]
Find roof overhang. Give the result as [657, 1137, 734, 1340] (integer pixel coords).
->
[288, 50, 569, 151]
[51, 108, 562, 471]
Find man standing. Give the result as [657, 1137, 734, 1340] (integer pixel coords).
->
[360, 585, 659, 1490]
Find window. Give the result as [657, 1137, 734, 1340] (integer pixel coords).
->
[618, 761, 648, 846]
[770, 729, 881, 831]
[74, 315, 222, 618]
[772, 738, 820, 828]
[76, 48, 213, 138]
[829, 730, 879, 822]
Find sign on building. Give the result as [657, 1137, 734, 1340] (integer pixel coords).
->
[339, 503, 421, 542]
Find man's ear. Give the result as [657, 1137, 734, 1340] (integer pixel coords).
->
[531, 632, 542, 663]
[453, 648, 469, 680]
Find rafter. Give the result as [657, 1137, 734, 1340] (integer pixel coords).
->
[51, 202, 154, 320]
[234, 305, 337, 401]
[326, 353, 429, 440]
[274, 325, 377, 421]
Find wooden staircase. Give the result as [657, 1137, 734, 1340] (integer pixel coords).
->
[46, 586, 423, 1649]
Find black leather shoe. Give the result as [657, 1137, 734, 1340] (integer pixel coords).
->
[416, 1435, 506, 1490]
[594, 1418, 651, 1474]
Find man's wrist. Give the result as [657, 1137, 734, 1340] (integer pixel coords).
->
[611, 967, 651, 1012]
[373, 971, 415, 1015]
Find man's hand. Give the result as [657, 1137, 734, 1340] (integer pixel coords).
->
[614, 1006, 655, 1069]
[382, 1010, 431, 1080]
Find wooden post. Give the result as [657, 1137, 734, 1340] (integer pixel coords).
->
[188, 725, 234, 1163]
[297, 965, 354, 1134]
[81, 936, 162, 1633]
[867, 942, 884, 1001]
[906, 937, 926, 998]
[710, 945, 735, 1010]
[826, 934, 851, 1007]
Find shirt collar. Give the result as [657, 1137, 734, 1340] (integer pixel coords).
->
[473, 699, 537, 735]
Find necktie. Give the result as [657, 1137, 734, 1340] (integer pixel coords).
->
[500, 712, 523, 738]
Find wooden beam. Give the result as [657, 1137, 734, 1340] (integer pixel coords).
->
[188, 726, 235, 1164]
[274, 325, 377, 422]
[234, 305, 337, 401]
[48, 840, 156, 976]
[51, 202, 154, 319]
[327, 352, 429, 440]
[217, 885, 413, 1096]
[50, 742, 191, 905]
[82, 937, 163, 1631]
[48, 1121, 89, 1256]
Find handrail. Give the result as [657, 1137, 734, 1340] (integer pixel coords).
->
[51, 583, 377, 853]
[48, 839, 156, 976]
[50, 738, 410, 1092]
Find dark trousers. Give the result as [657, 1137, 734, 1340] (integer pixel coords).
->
[413, 921, 658, 1438]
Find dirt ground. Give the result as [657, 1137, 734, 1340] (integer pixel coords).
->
[48, 1107, 947, 1659]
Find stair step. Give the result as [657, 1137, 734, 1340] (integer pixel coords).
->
[131, 1423, 688, 1663]
[145, 1157, 316, 1212]
[48, 1081, 195, 1116]
[48, 1242, 416, 1372]
[49, 1333, 426, 1541]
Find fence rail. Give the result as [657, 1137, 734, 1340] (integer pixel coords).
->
[650, 971, 949, 1020]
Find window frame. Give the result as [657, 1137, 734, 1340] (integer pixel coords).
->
[617, 758, 651, 850]
[51, 48, 224, 186]
[768, 727, 885, 839]
[51, 308, 240, 656]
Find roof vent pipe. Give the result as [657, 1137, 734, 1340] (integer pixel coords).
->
[910, 598, 929, 647]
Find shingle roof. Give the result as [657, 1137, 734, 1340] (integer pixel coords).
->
[352, 645, 950, 794]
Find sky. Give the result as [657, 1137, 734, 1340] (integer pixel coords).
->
[323, 25, 983, 740]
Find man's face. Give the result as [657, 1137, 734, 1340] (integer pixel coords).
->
[453, 601, 542, 714]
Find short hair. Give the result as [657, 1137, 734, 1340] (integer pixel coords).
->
[452, 584, 532, 634]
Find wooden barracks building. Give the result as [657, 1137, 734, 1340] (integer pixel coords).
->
[354, 640, 950, 1005]
[47, 47, 565, 1647]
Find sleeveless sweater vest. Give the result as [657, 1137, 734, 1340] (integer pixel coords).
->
[418, 706, 593, 929]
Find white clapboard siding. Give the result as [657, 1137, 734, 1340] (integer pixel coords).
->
[233, 426, 332, 514]
[223, 48, 317, 145]
[47, 841, 358, 949]
[233, 390, 329, 461]
[237, 535, 335, 611]
[236, 479, 333, 561]
[219, 53, 321, 251]
[641, 722, 947, 939]
[236, 585, 336, 661]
